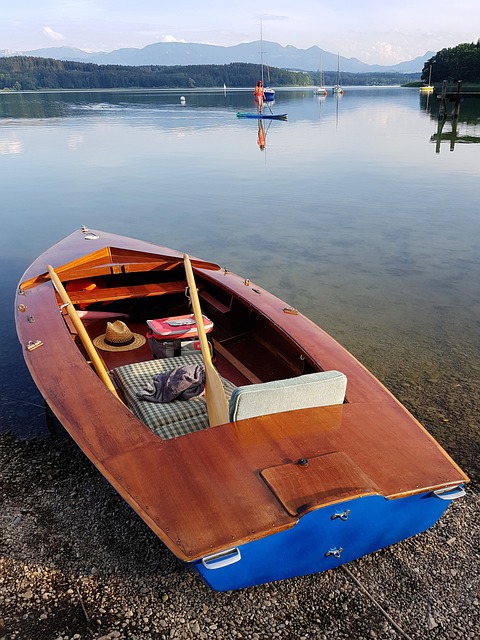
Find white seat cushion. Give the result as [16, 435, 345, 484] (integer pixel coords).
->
[229, 370, 347, 422]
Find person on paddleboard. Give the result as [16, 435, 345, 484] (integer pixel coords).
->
[254, 80, 265, 114]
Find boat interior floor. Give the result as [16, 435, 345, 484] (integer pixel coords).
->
[81, 317, 253, 387]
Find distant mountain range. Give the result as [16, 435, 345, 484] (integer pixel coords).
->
[0, 41, 433, 73]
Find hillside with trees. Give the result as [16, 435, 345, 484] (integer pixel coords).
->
[0, 57, 310, 91]
[0, 56, 420, 91]
[422, 41, 480, 84]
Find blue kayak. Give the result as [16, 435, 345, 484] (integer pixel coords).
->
[236, 112, 287, 120]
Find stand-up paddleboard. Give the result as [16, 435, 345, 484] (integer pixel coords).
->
[236, 112, 287, 120]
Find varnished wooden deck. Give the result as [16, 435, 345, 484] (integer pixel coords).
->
[15, 229, 469, 561]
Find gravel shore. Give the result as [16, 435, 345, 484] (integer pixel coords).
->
[1, 431, 478, 640]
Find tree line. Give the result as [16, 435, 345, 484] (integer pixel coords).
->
[422, 41, 480, 84]
[0, 57, 310, 91]
[0, 56, 422, 91]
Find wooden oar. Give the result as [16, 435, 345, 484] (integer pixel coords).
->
[47, 265, 120, 399]
[183, 254, 229, 427]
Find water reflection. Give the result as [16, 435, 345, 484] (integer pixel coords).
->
[0, 136, 22, 154]
[0, 86, 428, 123]
[333, 92, 342, 127]
[420, 88, 480, 153]
[1, 89, 479, 483]
[432, 115, 480, 153]
[257, 120, 266, 150]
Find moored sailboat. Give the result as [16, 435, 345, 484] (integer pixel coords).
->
[420, 64, 434, 92]
[332, 52, 344, 95]
[314, 55, 328, 97]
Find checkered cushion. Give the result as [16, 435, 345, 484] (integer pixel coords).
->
[111, 353, 236, 439]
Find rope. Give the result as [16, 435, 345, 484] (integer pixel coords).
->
[341, 566, 413, 640]
[75, 584, 90, 623]
[0, 395, 45, 409]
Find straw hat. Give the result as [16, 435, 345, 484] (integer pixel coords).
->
[93, 320, 146, 352]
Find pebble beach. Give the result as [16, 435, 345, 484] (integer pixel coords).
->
[1, 429, 478, 640]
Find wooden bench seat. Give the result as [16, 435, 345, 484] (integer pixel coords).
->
[68, 280, 187, 305]
[199, 290, 231, 314]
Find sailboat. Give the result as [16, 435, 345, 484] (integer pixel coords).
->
[332, 52, 344, 95]
[420, 64, 434, 93]
[260, 21, 275, 102]
[16, 227, 469, 592]
[314, 55, 328, 97]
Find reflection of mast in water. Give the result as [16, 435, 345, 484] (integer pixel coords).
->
[316, 94, 326, 109]
[334, 92, 342, 128]
[424, 91, 431, 111]
[419, 90, 432, 112]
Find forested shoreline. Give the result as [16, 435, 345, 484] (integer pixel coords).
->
[0, 56, 420, 91]
[422, 41, 480, 84]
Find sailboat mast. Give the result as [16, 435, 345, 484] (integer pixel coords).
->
[260, 21, 265, 85]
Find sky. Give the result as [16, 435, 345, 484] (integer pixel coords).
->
[1, 1, 479, 65]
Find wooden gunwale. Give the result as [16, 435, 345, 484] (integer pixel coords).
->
[15, 229, 469, 562]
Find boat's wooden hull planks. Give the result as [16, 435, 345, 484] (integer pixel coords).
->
[15, 227, 469, 590]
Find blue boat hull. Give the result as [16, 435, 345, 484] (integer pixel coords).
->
[236, 112, 287, 120]
[189, 490, 456, 591]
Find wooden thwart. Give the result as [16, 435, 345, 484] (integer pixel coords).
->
[68, 281, 187, 305]
[214, 341, 262, 384]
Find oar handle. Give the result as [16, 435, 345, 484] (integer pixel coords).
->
[48, 265, 120, 399]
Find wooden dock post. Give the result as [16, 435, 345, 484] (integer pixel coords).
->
[437, 79, 465, 119]
[452, 80, 463, 118]
[439, 80, 448, 118]
[433, 81, 480, 152]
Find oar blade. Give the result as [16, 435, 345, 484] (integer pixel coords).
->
[183, 254, 229, 427]
[204, 366, 230, 427]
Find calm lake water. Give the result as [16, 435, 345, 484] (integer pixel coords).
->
[1, 87, 479, 482]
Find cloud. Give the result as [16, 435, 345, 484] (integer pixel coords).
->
[375, 42, 396, 60]
[43, 27, 65, 42]
[158, 35, 186, 43]
[350, 33, 429, 64]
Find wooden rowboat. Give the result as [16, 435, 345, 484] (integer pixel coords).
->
[15, 227, 469, 591]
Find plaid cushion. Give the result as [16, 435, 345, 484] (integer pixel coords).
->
[111, 353, 236, 439]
